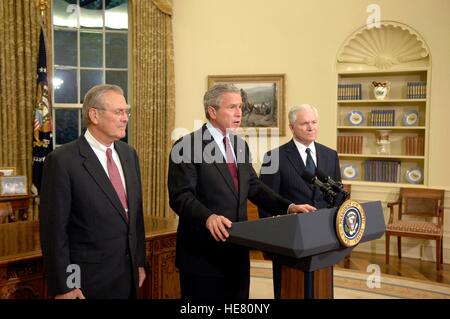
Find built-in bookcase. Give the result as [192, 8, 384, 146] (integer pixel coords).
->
[336, 22, 431, 186]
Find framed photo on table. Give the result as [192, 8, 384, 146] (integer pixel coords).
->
[0, 175, 27, 196]
[207, 74, 286, 136]
[0, 167, 16, 177]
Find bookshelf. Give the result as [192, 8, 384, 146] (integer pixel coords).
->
[336, 22, 431, 186]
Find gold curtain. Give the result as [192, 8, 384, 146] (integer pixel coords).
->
[130, 0, 175, 218]
[152, 0, 172, 16]
[0, 1, 51, 185]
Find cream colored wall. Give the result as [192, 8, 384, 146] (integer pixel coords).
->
[172, 0, 450, 262]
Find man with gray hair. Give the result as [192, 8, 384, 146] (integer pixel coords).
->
[168, 84, 316, 299]
[40, 84, 146, 299]
[259, 104, 342, 299]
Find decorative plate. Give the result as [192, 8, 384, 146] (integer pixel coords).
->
[341, 164, 359, 180]
[403, 110, 419, 126]
[348, 111, 364, 126]
[405, 167, 423, 184]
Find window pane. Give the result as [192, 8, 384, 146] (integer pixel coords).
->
[54, 30, 77, 66]
[105, 33, 127, 68]
[55, 108, 79, 145]
[80, 0, 103, 29]
[105, 0, 128, 30]
[53, 0, 77, 28]
[80, 70, 103, 102]
[106, 71, 128, 100]
[54, 69, 77, 103]
[80, 32, 103, 67]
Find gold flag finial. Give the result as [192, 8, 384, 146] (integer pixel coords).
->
[39, 0, 48, 17]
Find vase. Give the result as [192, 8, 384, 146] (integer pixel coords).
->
[372, 81, 390, 100]
[376, 130, 391, 155]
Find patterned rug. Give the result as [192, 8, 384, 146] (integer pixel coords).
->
[250, 260, 450, 299]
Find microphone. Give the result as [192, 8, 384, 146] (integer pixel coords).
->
[301, 170, 337, 202]
[316, 169, 350, 200]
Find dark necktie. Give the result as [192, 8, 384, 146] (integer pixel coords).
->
[305, 147, 316, 175]
[106, 148, 128, 220]
[223, 136, 239, 192]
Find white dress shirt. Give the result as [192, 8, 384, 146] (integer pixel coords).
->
[206, 122, 237, 165]
[293, 139, 317, 168]
[84, 129, 127, 196]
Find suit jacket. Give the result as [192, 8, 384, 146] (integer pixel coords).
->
[168, 124, 291, 277]
[39, 136, 146, 298]
[259, 139, 341, 217]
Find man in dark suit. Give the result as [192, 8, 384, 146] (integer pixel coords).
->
[259, 104, 341, 298]
[168, 84, 316, 299]
[39, 84, 146, 299]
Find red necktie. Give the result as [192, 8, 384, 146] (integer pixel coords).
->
[106, 148, 128, 220]
[223, 136, 239, 192]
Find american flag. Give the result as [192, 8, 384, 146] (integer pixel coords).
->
[32, 26, 53, 195]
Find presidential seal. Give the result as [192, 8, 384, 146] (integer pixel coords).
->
[336, 200, 366, 247]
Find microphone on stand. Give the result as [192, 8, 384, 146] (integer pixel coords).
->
[301, 170, 337, 207]
[315, 169, 350, 200]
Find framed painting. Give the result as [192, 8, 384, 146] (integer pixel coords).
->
[208, 74, 285, 136]
[0, 167, 16, 177]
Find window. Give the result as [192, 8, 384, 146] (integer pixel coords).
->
[52, 0, 129, 146]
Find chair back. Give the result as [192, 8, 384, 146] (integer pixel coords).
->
[398, 188, 444, 221]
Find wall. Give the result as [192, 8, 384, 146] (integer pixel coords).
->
[172, 0, 450, 262]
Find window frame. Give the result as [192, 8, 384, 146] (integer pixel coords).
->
[51, 0, 129, 147]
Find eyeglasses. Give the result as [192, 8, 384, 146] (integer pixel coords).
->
[94, 107, 131, 117]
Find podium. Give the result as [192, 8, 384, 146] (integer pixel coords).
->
[228, 201, 386, 299]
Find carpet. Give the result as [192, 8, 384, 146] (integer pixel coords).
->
[250, 260, 450, 299]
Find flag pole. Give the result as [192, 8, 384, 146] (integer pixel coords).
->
[32, 0, 53, 197]
[39, 0, 47, 20]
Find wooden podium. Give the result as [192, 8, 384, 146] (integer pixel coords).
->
[228, 201, 386, 299]
[281, 265, 333, 299]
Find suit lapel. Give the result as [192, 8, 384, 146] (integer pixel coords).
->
[78, 137, 128, 223]
[285, 139, 306, 178]
[201, 125, 238, 199]
[285, 139, 314, 192]
[235, 137, 246, 199]
[315, 143, 327, 173]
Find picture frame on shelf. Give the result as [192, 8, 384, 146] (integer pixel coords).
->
[0, 167, 16, 177]
[208, 74, 285, 136]
[0, 175, 27, 196]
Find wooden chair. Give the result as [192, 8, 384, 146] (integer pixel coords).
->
[386, 187, 445, 270]
[0, 202, 14, 223]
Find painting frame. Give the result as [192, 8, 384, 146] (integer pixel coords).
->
[0, 167, 16, 177]
[0, 175, 27, 196]
[208, 74, 286, 136]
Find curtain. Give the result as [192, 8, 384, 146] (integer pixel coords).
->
[130, 0, 175, 218]
[0, 0, 51, 187]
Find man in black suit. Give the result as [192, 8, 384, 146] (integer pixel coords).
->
[39, 84, 146, 299]
[168, 84, 316, 299]
[259, 104, 341, 298]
